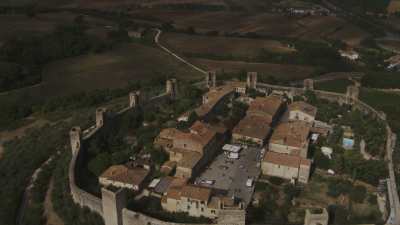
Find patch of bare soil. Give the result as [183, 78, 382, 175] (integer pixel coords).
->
[44, 178, 65, 225]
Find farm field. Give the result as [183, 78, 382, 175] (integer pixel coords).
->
[131, 10, 370, 44]
[0, 12, 114, 42]
[0, 42, 201, 104]
[189, 58, 315, 81]
[161, 32, 295, 57]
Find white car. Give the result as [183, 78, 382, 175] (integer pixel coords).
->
[202, 180, 215, 185]
[246, 178, 254, 187]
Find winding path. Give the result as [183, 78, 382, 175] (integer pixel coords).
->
[154, 29, 207, 75]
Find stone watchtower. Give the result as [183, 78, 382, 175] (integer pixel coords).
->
[129, 91, 140, 108]
[96, 108, 107, 129]
[69, 127, 81, 156]
[101, 188, 127, 225]
[304, 208, 329, 225]
[345, 85, 359, 104]
[206, 71, 217, 89]
[166, 79, 178, 99]
[246, 72, 258, 89]
[304, 79, 314, 91]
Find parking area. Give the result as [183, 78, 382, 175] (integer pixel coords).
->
[195, 146, 264, 206]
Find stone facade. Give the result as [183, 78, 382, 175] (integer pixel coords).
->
[206, 71, 217, 89]
[129, 91, 140, 108]
[102, 188, 127, 225]
[96, 108, 107, 128]
[304, 208, 329, 225]
[69, 127, 81, 156]
[166, 79, 178, 99]
[246, 72, 257, 89]
[303, 79, 314, 91]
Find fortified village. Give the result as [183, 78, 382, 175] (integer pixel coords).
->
[68, 71, 396, 225]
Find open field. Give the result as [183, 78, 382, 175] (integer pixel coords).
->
[0, 12, 114, 42]
[161, 32, 295, 57]
[131, 10, 370, 44]
[1, 0, 227, 8]
[189, 58, 315, 81]
[40, 42, 201, 96]
[0, 42, 201, 104]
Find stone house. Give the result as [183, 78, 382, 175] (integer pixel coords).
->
[288, 101, 317, 123]
[154, 121, 218, 179]
[232, 115, 272, 146]
[262, 151, 311, 183]
[99, 164, 150, 191]
[246, 96, 285, 126]
[269, 121, 311, 159]
[161, 184, 242, 219]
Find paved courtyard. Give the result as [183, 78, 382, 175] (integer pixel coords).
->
[195, 146, 264, 206]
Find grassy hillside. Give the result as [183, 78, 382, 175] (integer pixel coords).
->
[1, 42, 201, 102]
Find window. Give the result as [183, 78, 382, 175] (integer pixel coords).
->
[211, 210, 216, 214]
[187, 206, 190, 210]
[201, 208, 204, 212]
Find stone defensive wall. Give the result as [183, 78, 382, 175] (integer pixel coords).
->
[67, 75, 399, 225]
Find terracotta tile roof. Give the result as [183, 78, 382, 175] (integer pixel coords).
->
[177, 151, 202, 169]
[161, 160, 177, 174]
[247, 96, 283, 120]
[166, 188, 182, 200]
[195, 85, 235, 117]
[207, 122, 228, 134]
[169, 177, 188, 189]
[288, 101, 317, 117]
[158, 128, 181, 140]
[300, 158, 312, 167]
[190, 121, 217, 145]
[100, 165, 149, 186]
[263, 151, 300, 168]
[181, 185, 212, 202]
[233, 115, 271, 140]
[164, 177, 188, 198]
[270, 121, 311, 148]
[157, 121, 216, 152]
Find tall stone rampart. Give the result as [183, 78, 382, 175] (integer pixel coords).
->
[67, 81, 173, 217]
